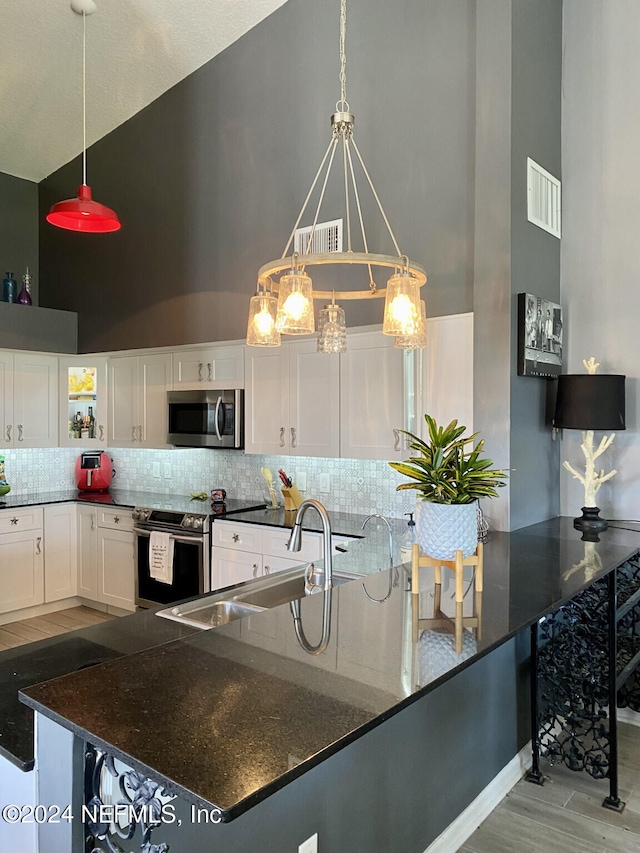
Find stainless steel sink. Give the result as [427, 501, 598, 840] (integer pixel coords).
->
[156, 564, 359, 630]
[157, 599, 266, 629]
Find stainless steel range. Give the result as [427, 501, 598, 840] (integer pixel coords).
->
[133, 497, 266, 608]
[133, 505, 211, 608]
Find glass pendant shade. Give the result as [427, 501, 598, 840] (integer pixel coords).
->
[382, 272, 421, 336]
[394, 300, 427, 349]
[317, 303, 347, 353]
[246, 292, 280, 346]
[275, 271, 315, 334]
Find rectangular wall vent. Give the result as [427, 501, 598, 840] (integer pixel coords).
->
[294, 219, 343, 254]
[527, 158, 561, 238]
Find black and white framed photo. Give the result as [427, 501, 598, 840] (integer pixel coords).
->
[517, 292, 563, 377]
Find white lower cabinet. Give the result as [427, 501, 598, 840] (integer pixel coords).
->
[77, 505, 98, 600]
[77, 505, 135, 612]
[97, 527, 135, 611]
[214, 547, 263, 591]
[0, 507, 44, 615]
[43, 504, 78, 603]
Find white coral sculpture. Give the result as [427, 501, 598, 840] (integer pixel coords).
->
[562, 357, 617, 507]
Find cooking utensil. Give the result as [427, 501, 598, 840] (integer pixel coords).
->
[261, 467, 279, 507]
[278, 468, 292, 488]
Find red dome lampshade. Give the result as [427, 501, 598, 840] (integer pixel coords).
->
[46, 184, 121, 233]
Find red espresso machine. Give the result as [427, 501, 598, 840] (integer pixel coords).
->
[75, 451, 113, 492]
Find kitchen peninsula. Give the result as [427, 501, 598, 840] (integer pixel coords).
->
[11, 518, 640, 852]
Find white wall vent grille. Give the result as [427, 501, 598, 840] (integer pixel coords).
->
[527, 157, 561, 238]
[294, 219, 343, 254]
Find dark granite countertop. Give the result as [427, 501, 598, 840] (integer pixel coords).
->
[0, 609, 202, 771]
[18, 517, 640, 821]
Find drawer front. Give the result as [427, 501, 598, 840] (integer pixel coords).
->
[97, 507, 134, 532]
[212, 521, 263, 553]
[262, 527, 322, 562]
[0, 506, 43, 534]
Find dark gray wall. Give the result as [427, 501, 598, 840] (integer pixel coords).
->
[474, 0, 562, 532]
[39, 0, 475, 353]
[509, 0, 562, 529]
[0, 303, 77, 353]
[0, 171, 39, 304]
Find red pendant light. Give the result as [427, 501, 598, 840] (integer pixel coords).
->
[47, 0, 121, 234]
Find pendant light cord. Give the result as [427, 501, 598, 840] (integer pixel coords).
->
[82, 10, 87, 186]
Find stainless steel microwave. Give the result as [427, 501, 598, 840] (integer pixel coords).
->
[167, 390, 244, 449]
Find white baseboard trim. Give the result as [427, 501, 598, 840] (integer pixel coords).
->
[0, 597, 82, 626]
[617, 707, 640, 728]
[425, 741, 532, 853]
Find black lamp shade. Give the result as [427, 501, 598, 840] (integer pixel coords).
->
[554, 374, 626, 431]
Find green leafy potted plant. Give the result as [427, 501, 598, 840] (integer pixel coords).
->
[389, 415, 508, 559]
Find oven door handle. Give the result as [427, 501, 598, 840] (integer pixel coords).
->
[133, 526, 205, 545]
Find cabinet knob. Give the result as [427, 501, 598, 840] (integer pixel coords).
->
[114, 516, 120, 524]
[5, 425, 10, 442]
[280, 427, 285, 447]
[17, 424, 23, 442]
[11, 517, 18, 525]
[232, 533, 240, 542]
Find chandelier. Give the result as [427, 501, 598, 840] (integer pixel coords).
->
[246, 0, 426, 352]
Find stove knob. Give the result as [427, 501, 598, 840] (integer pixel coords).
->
[132, 509, 139, 521]
[193, 517, 204, 530]
[183, 516, 193, 528]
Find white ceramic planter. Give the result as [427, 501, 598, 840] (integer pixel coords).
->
[415, 500, 478, 560]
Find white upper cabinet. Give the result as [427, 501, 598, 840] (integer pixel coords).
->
[172, 345, 244, 390]
[340, 331, 406, 461]
[108, 353, 172, 448]
[420, 313, 474, 435]
[244, 340, 339, 457]
[1, 351, 59, 448]
[59, 356, 108, 447]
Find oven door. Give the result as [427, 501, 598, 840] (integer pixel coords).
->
[134, 527, 210, 608]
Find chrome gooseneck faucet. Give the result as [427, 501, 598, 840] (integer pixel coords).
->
[287, 498, 333, 591]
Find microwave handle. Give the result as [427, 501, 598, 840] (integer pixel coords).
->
[214, 395, 223, 442]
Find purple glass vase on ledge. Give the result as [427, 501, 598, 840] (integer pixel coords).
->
[17, 268, 32, 305]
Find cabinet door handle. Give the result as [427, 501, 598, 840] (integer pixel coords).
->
[280, 427, 285, 447]
[99, 425, 105, 441]
[138, 424, 143, 442]
[264, 564, 271, 575]
[5, 425, 10, 442]
[393, 428, 400, 451]
[252, 563, 260, 578]
[207, 362, 213, 382]
[132, 425, 137, 441]
[114, 516, 120, 524]
[91, 515, 95, 531]
[36, 536, 42, 555]
[232, 533, 240, 542]
[11, 517, 18, 525]
[291, 427, 297, 448]
[198, 362, 204, 381]
[17, 424, 23, 442]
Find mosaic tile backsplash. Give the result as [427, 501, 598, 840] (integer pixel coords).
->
[2, 447, 415, 518]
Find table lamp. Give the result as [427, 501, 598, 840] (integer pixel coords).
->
[553, 357, 625, 533]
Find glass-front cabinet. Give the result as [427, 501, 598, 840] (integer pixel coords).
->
[58, 357, 108, 447]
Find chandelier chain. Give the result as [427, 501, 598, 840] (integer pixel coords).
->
[337, 0, 349, 112]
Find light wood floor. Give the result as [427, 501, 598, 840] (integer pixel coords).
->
[0, 606, 116, 651]
[462, 722, 640, 852]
